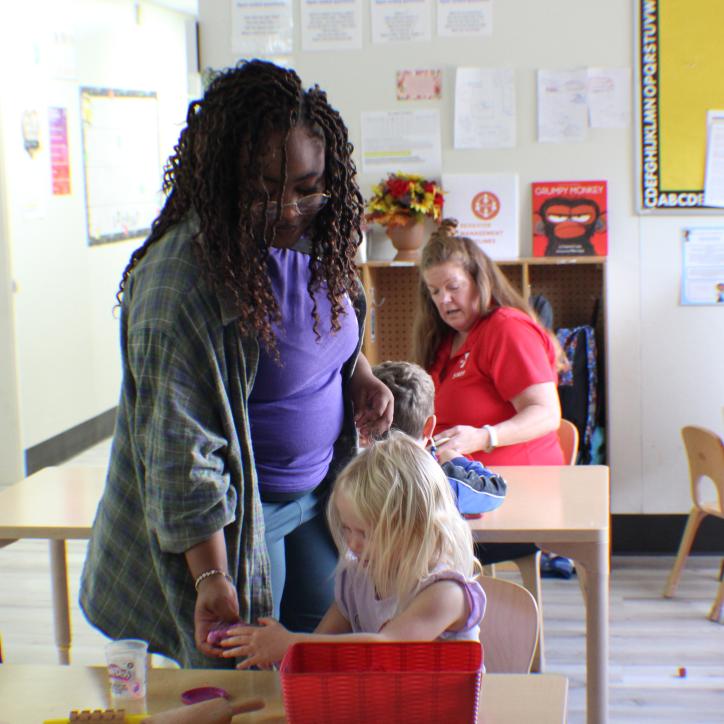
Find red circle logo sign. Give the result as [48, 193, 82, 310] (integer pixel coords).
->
[471, 191, 500, 220]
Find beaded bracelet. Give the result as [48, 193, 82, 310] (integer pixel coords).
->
[194, 569, 233, 592]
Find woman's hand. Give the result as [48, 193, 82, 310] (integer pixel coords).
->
[220, 617, 297, 670]
[194, 575, 240, 658]
[350, 355, 394, 442]
[433, 426, 486, 457]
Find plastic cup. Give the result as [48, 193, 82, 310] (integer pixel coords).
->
[105, 638, 148, 710]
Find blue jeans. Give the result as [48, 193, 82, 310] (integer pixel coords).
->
[262, 488, 338, 632]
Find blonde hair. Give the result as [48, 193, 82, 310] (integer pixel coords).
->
[327, 431, 476, 609]
[412, 218, 534, 369]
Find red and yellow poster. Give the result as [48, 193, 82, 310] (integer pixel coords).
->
[532, 180, 607, 257]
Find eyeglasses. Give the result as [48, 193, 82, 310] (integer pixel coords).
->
[252, 192, 331, 218]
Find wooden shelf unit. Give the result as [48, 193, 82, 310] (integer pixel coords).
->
[358, 255, 606, 370]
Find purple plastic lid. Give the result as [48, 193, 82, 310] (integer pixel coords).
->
[181, 686, 231, 705]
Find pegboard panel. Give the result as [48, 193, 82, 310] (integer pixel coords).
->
[498, 263, 524, 294]
[529, 262, 604, 331]
[362, 265, 420, 364]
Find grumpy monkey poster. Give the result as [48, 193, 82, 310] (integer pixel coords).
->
[532, 181, 607, 256]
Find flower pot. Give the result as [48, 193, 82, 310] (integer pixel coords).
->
[386, 219, 426, 261]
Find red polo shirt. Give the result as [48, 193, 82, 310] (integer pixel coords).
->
[428, 307, 564, 465]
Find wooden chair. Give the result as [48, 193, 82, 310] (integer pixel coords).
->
[663, 425, 724, 623]
[558, 418, 580, 465]
[477, 575, 540, 673]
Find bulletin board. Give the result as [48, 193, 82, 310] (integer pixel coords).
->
[638, 0, 724, 211]
[80, 87, 163, 245]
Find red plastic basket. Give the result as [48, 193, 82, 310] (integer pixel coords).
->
[279, 640, 483, 723]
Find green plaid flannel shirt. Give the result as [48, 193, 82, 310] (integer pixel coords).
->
[79, 217, 365, 667]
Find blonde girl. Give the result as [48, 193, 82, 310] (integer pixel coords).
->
[218, 431, 485, 669]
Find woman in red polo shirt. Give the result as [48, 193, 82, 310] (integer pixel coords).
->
[413, 219, 564, 468]
[412, 220, 564, 567]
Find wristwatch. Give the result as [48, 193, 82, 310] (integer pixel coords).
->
[482, 424, 498, 453]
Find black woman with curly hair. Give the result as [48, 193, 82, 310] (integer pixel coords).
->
[80, 59, 393, 668]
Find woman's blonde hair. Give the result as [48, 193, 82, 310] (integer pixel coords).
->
[412, 218, 534, 369]
[327, 431, 476, 609]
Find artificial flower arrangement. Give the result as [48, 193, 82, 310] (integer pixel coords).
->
[366, 172, 445, 228]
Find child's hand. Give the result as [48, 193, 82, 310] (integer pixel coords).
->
[220, 617, 296, 670]
[436, 447, 463, 463]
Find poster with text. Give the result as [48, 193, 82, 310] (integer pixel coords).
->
[441, 173, 519, 260]
[437, 0, 492, 37]
[532, 180, 607, 257]
[301, 0, 362, 51]
[371, 0, 431, 44]
[231, 0, 293, 56]
[681, 227, 724, 305]
[49, 107, 71, 195]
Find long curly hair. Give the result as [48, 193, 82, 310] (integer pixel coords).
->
[117, 59, 364, 351]
[412, 218, 534, 369]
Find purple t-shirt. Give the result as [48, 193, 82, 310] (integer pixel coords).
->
[334, 556, 486, 641]
[249, 247, 358, 500]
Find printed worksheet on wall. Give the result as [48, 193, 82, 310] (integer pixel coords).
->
[360, 110, 442, 176]
[454, 67, 515, 149]
[681, 227, 724, 305]
[370, 0, 432, 43]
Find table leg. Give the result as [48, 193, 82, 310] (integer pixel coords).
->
[543, 540, 608, 724]
[49, 539, 71, 665]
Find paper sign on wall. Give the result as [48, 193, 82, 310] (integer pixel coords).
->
[681, 227, 724, 306]
[396, 69, 442, 100]
[441, 173, 519, 260]
[371, 0, 432, 44]
[703, 111, 724, 208]
[437, 0, 492, 37]
[587, 67, 630, 129]
[361, 110, 442, 176]
[454, 67, 515, 149]
[49, 107, 71, 195]
[301, 0, 362, 51]
[537, 68, 588, 143]
[231, 0, 293, 56]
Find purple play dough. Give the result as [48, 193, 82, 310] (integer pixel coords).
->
[181, 686, 231, 705]
[206, 622, 239, 644]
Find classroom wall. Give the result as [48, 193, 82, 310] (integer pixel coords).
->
[0, 0, 195, 483]
[0, 141, 23, 486]
[198, 0, 724, 514]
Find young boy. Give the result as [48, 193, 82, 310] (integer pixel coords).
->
[372, 361, 507, 516]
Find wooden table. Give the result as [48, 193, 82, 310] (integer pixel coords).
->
[471, 465, 609, 724]
[0, 466, 106, 665]
[0, 464, 603, 720]
[0, 665, 569, 724]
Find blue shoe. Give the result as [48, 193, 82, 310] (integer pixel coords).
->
[540, 553, 575, 579]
